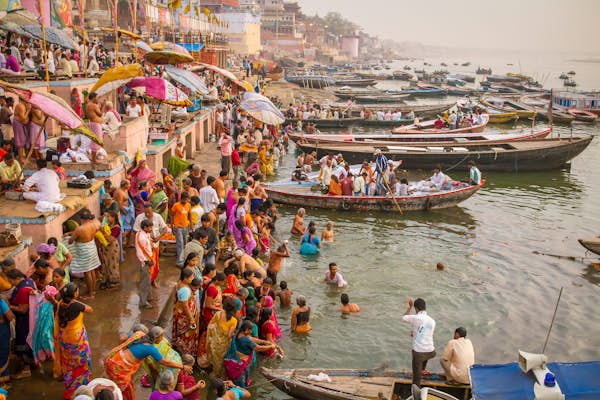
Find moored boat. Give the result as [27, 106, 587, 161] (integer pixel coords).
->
[354, 94, 411, 104]
[359, 118, 415, 127]
[519, 95, 575, 123]
[283, 117, 363, 128]
[392, 114, 489, 134]
[553, 91, 600, 115]
[480, 95, 537, 119]
[296, 136, 593, 172]
[578, 236, 600, 255]
[339, 102, 456, 119]
[289, 127, 552, 146]
[567, 108, 598, 122]
[261, 367, 471, 400]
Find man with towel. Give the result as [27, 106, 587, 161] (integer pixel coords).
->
[85, 92, 104, 163]
[67, 210, 101, 299]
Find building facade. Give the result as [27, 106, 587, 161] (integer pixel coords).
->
[217, 12, 261, 55]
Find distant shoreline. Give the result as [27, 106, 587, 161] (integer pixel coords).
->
[568, 58, 600, 64]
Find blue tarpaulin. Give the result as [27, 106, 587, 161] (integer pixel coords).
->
[470, 362, 600, 400]
[176, 43, 205, 52]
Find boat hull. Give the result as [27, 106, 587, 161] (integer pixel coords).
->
[488, 112, 519, 123]
[297, 136, 593, 172]
[567, 109, 598, 122]
[284, 118, 363, 128]
[578, 237, 600, 256]
[261, 367, 471, 400]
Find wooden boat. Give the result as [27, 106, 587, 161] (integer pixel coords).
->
[334, 78, 376, 87]
[340, 102, 456, 119]
[296, 136, 593, 172]
[480, 95, 537, 119]
[285, 75, 335, 88]
[354, 94, 411, 104]
[334, 89, 382, 100]
[392, 70, 413, 80]
[567, 108, 598, 122]
[487, 111, 519, 123]
[359, 118, 415, 127]
[392, 114, 489, 134]
[564, 78, 577, 87]
[553, 91, 600, 115]
[283, 117, 363, 128]
[578, 237, 600, 255]
[559, 73, 569, 79]
[262, 368, 471, 400]
[289, 127, 552, 146]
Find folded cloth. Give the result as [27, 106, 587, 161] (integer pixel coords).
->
[35, 201, 66, 213]
[307, 372, 331, 383]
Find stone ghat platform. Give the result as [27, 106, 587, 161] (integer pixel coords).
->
[0, 181, 102, 258]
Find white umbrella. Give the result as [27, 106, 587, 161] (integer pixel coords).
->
[240, 92, 285, 125]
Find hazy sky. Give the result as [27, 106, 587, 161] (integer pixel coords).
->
[299, 0, 599, 54]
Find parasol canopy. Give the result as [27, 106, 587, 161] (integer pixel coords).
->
[191, 62, 238, 82]
[127, 77, 191, 107]
[0, 21, 32, 38]
[239, 92, 285, 125]
[22, 25, 77, 50]
[100, 27, 142, 40]
[0, 9, 39, 26]
[0, 80, 101, 144]
[134, 40, 153, 53]
[145, 50, 194, 65]
[164, 66, 209, 95]
[89, 64, 144, 96]
[235, 79, 255, 92]
[150, 41, 191, 56]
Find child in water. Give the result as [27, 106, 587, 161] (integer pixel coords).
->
[340, 293, 360, 314]
[321, 221, 335, 242]
[276, 281, 293, 308]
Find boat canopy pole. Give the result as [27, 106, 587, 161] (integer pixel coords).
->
[542, 286, 563, 354]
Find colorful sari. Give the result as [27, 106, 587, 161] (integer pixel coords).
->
[262, 296, 282, 340]
[10, 278, 36, 361]
[55, 308, 91, 399]
[150, 190, 169, 223]
[172, 287, 200, 356]
[0, 299, 10, 383]
[224, 333, 255, 387]
[27, 292, 55, 364]
[223, 275, 240, 296]
[206, 311, 237, 378]
[201, 284, 222, 330]
[103, 331, 146, 400]
[141, 338, 181, 390]
[98, 224, 121, 284]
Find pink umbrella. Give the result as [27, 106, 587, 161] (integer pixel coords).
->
[127, 76, 191, 107]
[0, 80, 100, 144]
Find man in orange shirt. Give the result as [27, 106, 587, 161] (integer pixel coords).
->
[171, 192, 191, 268]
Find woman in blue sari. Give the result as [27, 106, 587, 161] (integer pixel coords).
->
[223, 320, 276, 387]
[300, 226, 321, 255]
[0, 295, 15, 385]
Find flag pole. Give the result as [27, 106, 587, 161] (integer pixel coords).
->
[38, 0, 50, 92]
[114, 0, 119, 66]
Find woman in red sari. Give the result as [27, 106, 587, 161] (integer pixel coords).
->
[70, 89, 83, 118]
[201, 272, 226, 330]
[172, 269, 200, 355]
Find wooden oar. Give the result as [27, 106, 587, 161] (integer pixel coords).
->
[381, 175, 403, 215]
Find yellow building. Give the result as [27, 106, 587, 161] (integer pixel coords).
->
[217, 12, 262, 55]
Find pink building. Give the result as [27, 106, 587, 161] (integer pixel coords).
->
[341, 35, 360, 58]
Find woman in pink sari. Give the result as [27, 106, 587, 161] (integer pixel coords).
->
[128, 159, 156, 214]
[260, 296, 281, 340]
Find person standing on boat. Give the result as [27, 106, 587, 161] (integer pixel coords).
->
[373, 149, 389, 195]
[468, 161, 481, 185]
[403, 297, 436, 387]
[440, 327, 474, 385]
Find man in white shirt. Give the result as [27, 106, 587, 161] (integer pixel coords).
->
[325, 262, 347, 287]
[429, 166, 451, 190]
[133, 203, 167, 238]
[402, 297, 436, 387]
[440, 327, 475, 384]
[23, 159, 63, 203]
[199, 176, 220, 213]
[353, 172, 367, 196]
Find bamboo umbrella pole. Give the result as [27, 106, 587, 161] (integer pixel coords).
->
[114, 0, 119, 66]
[38, 0, 50, 91]
[133, 0, 138, 63]
[79, 0, 87, 78]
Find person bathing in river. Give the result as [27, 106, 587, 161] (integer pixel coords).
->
[340, 293, 360, 314]
[291, 295, 311, 334]
[321, 221, 335, 242]
[290, 208, 305, 235]
[325, 262, 347, 288]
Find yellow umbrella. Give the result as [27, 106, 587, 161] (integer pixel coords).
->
[89, 64, 144, 96]
[100, 27, 143, 40]
[235, 79, 255, 92]
[145, 51, 194, 65]
[150, 41, 192, 56]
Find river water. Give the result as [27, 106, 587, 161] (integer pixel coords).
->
[10, 71, 600, 399]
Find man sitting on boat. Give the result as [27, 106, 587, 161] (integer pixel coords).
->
[426, 166, 453, 191]
[440, 327, 474, 385]
[434, 116, 446, 130]
[291, 166, 308, 182]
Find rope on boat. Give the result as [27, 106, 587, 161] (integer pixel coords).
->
[444, 154, 471, 172]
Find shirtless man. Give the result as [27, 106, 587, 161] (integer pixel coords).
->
[114, 180, 133, 246]
[13, 99, 30, 160]
[29, 106, 46, 160]
[68, 210, 101, 298]
[248, 176, 268, 213]
[267, 241, 290, 284]
[291, 208, 305, 234]
[225, 249, 265, 278]
[321, 221, 335, 242]
[85, 92, 104, 163]
[340, 293, 360, 314]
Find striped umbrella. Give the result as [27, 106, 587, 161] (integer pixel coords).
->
[90, 64, 144, 96]
[164, 66, 209, 95]
[240, 92, 285, 125]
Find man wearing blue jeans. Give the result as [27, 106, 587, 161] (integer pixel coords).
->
[171, 192, 191, 268]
